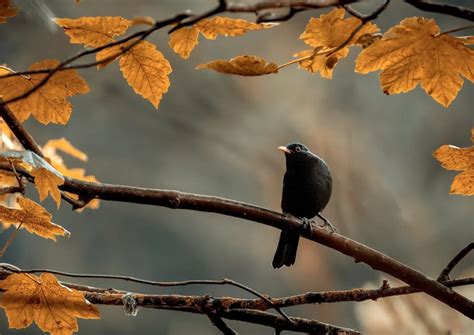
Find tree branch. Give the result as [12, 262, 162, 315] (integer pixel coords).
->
[438, 243, 474, 281]
[0, 159, 472, 318]
[404, 0, 474, 22]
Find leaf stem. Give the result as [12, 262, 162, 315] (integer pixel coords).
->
[438, 24, 474, 36]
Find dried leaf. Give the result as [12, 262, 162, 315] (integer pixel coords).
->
[355, 17, 474, 107]
[0, 0, 18, 24]
[31, 168, 65, 207]
[44, 138, 88, 161]
[0, 197, 69, 240]
[196, 55, 278, 76]
[119, 40, 172, 108]
[196, 17, 274, 40]
[0, 59, 89, 124]
[300, 8, 379, 49]
[55, 16, 132, 47]
[294, 48, 348, 79]
[433, 129, 474, 195]
[295, 8, 379, 78]
[169, 27, 200, 59]
[169, 17, 275, 59]
[0, 273, 100, 334]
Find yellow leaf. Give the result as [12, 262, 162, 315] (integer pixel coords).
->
[0, 0, 18, 24]
[294, 48, 348, 79]
[300, 8, 379, 49]
[0, 273, 100, 334]
[355, 17, 474, 107]
[169, 26, 200, 59]
[119, 40, 172, 108]
[0, 197, 69, 240]
[54, 16, 132, 47]
[196, 17, 274, 40]
[44, 138, 88, 161]
[433, 129, 474, 195]
[31, 168, 65, 208]
[296, 8, 379, 78]
[196, 55, 278, 76]
[0, 59, 89, 124]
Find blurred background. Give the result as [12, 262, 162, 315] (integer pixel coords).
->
[0, 0, 473, 334]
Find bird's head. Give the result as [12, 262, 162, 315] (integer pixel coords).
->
[278, 143, 310, 155]
[278, 143, 312, 168]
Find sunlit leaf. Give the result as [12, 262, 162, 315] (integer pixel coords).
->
[0, 60, 89, 124]
[433, 129, 474, 195]
[54, 16, 132, 47]
[355, 17, 474, 107]
[0, 273, 99, 334]
[197, 55, 278, 76]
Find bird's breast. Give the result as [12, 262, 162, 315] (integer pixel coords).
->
[281, 160, 332, 218]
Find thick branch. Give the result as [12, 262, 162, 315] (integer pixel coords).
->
[0, 160, 472, 318]
[59, 178, 474, 318]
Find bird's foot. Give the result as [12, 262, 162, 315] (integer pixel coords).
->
[316, 213, 337, 233]
[300, 217, 314, 233]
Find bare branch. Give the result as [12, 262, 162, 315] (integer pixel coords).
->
[404, 0, 474, 22]
[438, 243, 474, 281]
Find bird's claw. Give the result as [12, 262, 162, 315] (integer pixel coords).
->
[300, 217, 314, 233]
[316, 213, 337, 233]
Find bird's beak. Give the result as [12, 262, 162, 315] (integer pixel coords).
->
[278, 146, 292, 154]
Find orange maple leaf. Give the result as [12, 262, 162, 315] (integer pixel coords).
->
[0, 0, 18, 24]
[433, 129, 474, 195]
[31, 168, 65, 208]
[0, 273, 100, 335]
[0, 197, 69, 240]
[169, 17, 275, 59]
[355, 17, 474, 107]
[54, 16, 132, 47]
[197, 55, 278, 76]
[0, 60, 89, 125]
[295, 8, 379, 78]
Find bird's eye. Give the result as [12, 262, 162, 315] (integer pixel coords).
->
[295, 147, 302, 152]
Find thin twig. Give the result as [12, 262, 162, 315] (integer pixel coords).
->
[0, 222, 23, 257]
[404, 0, 474, 22]
[8, 158, 25, 194]
[206, 310, 239, 335]
[438, 243, 474, 281]
[438, 24, 474, 36]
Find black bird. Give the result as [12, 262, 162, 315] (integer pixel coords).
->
[272, 143, 333, 268]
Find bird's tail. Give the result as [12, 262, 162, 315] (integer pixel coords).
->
[272, 230, 300, 268]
